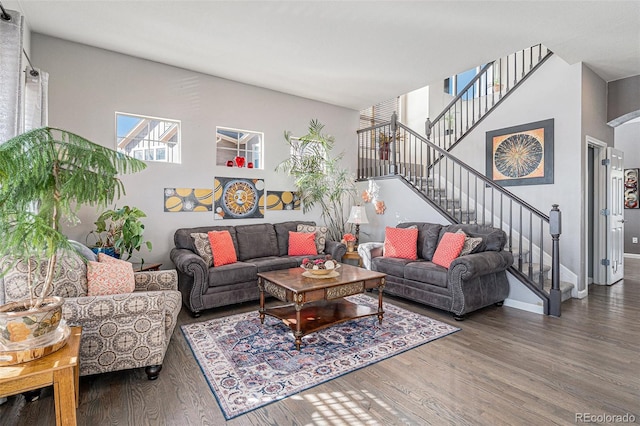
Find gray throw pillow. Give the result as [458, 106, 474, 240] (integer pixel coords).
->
[297, 224, 328, 254]
[191, 233, 213, 267]
[456, 229, 483, 256]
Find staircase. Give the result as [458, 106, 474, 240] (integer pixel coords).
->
[356, 45, 573, 316]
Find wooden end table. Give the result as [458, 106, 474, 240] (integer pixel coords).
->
[257, 264, 386, 350]
[131, 262, 162, 272]
[342, 250, 363, 267]
[0, 326, 82, 426]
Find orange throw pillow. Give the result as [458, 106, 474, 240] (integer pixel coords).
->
[288, 231, 318, 256]
[432, 232, 466, 268]
[87, 253, 135, 296]
[208, 230, 238, 267]
[383, 226, 418, 260]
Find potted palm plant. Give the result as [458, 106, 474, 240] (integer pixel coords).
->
[0, 127, 145, 351]
[87, 205, 152, 261]
[276, 119, 356, 241]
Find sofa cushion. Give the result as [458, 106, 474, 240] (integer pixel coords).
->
[191, 233, 214, 267]
[442, 224, 506, 252]
[235, 224, 279, 261]
[404, 261, 449, 288]
[456, 229, 483, 256]
[244, 256, 299, 273]
[177, 225, 238, 253]
[288, 231, 318, 256]
[274, 221, 316, 256]
[207, 262, 258, 288]
[384, 226, 418, 260]
[398, 222, 443, 260]
[372, 256, 415, 277]
[208, 230, 238, 267]
[296, 224, 328, 254]
[432, 232, 465, 268]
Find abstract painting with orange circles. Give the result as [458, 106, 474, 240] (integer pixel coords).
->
[164, 188, 213, 212]
[213, 177, 265, 220]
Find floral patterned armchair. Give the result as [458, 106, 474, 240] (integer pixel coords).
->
[0, 244, 181, 380]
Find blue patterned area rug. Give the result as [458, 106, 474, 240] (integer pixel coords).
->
[181, 294, 459, 420]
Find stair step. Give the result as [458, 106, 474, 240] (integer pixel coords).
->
[543, 280, 574, 302]
[514, 262, 551, 277]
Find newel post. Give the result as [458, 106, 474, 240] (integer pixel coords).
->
[549, 204, 562, 317]
[390, 111, 398, 175]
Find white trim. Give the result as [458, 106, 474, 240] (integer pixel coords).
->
[503, 298, 545, 315]
[624, 253, 640, 259]
[576, 288, 588, 299]
[585, 136, 608, 289]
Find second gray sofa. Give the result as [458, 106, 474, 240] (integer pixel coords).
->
[170, 221, 346, 316]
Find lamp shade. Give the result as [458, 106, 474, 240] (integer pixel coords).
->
[347, 205, 369, 225]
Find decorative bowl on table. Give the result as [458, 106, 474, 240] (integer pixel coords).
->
[301, 257, 340, 275]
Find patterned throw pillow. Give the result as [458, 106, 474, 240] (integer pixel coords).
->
[87, 253, 135, 296]
[191, 233, 213, 267]
[432, 232, 466, 268]
[456, 229, 483, 256]
[207, 231, 238, 267]
[383, 226, 418, 260]
[296, 224, 328, 254]
[288, 231, 318, 256]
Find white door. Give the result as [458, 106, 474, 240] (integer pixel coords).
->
[606, 148, 624, 284]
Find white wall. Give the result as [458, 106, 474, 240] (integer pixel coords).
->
[31, 34, 359, 268]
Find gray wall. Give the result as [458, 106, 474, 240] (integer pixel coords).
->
[615, 122, 640, 255]
[31, 34, 359, 268]
[446, 55, 588, 291]
[608, 75, 640, 125]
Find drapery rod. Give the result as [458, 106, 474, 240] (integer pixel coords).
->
[0, 1, 11, 21]
[23, 49, 40, 77]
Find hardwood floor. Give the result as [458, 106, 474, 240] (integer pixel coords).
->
[2, 259, 639, 425]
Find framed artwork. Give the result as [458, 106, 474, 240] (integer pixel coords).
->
[265, 191, 301, 211]
[624, 168, 639, 209]
[486, 119, 554, 186]
[164, 188, 213, 212]
[214, 177, 265, 220]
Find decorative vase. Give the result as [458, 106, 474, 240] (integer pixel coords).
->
[226, 160, 234, 167]
[347, 241, 355, 252]
[0, 296, 64, 347]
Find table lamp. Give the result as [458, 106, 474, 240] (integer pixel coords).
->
[347, 205, 369, 246]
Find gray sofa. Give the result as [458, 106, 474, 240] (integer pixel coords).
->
[170, 221, 347, 317]
[364, 223, 513, 320]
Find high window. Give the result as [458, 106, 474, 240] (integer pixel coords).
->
[216, 127, 263, 169]
[116, 112, 181, 163]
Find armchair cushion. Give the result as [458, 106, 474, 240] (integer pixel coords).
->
[87, 255, 135, 296]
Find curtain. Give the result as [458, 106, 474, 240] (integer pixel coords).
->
[24, 68, 49, 131]
[0, 9, 24, 143]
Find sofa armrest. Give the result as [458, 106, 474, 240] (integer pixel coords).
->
[449, 250, 513, 281]
[134, 269, 178, 291]
[325, 240, 347, 262]
[170, 248, 207, 277]
[357, 242, 384, 270]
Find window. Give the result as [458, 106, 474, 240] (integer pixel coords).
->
[444, 65, 493, 100]
[116, 112, 181, 163]
[216, 127, 263, 169]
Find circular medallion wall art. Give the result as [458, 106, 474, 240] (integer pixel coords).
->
[213, 177, 265, 219]
[494, 133, 544, 179]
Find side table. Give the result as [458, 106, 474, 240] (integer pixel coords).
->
[342, 250, 363, 267]
[131, 262, 162, 272]
[0, 326, 82, 426]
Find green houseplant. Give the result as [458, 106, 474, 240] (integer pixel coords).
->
[88, 205, 152, 261]
[0, 127, 145, 347]
[276, 119, 356, 241]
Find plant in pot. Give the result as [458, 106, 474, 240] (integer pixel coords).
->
[87, 205, 152, 262]
[276, 119, 356, 242]
[0, 127, 145, 353]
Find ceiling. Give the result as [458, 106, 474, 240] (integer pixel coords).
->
[5, 1, 640, 110]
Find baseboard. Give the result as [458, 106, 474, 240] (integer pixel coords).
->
[503, 298, 544, 315]
[624, 253, 640, 259]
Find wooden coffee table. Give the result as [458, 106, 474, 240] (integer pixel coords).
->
[257, 264, 386, 350]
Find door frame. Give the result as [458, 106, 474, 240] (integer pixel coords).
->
[585, 136, 607, 288]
